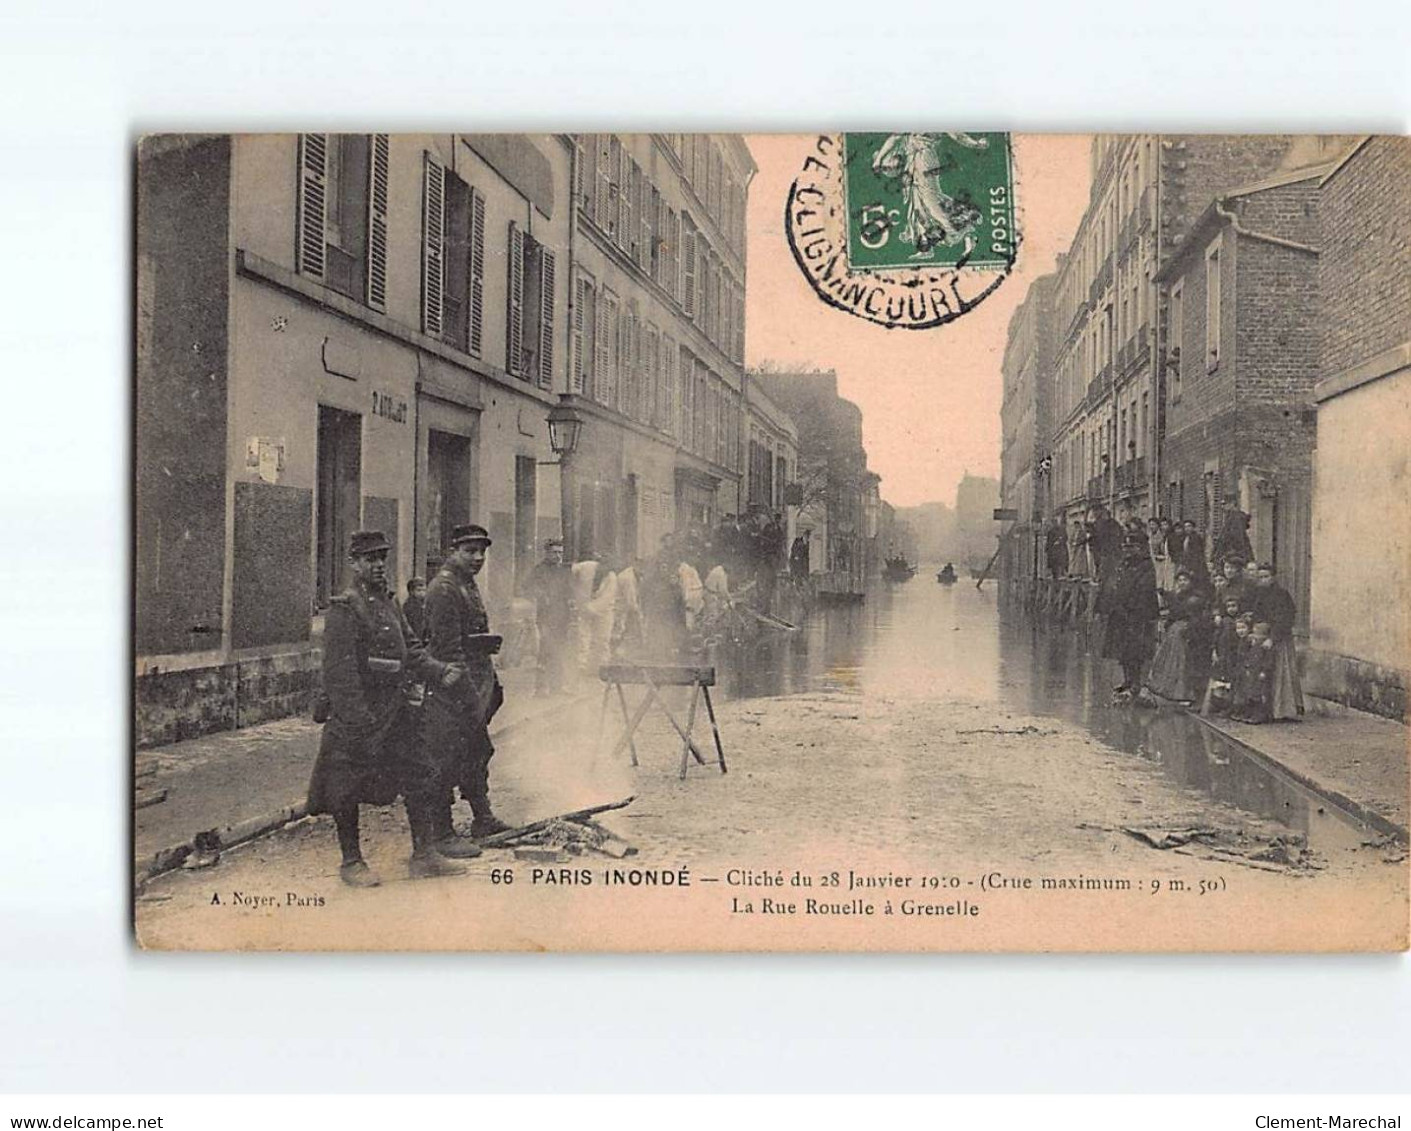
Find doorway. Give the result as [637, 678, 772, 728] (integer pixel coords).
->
[514, 455, 536, 593]
[426, 429, 472, 574]
[315, 405, 362, 608]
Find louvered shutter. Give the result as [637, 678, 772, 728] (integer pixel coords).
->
[619, 157, 634, 251]
[296, 133, 328, 281]
[570, 275, 587, 395]
[639, 171, 652, 270]
[422, 153, 446, 336]
[607, 137, 622, 238]
[365, 134, 389, 309]
[595, 136, 611, 229]
[506, 222, 525, 377]
[594, 293, 611, 405]
[537, 247, 556, 390]
[573, 135, 587, 206]
[469, 189, 486, 356]
[682, 223, 696, 319]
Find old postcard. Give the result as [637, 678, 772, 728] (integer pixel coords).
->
[132, 132, 1410, 951]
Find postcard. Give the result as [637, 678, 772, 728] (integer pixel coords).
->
[133, 132, 1409, 950]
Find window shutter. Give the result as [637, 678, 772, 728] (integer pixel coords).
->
[607, 137, 623, 238]
[469, 189, 486, 356]
[421, 152, 446, 337]
[506, 221, 525, 377]
[364, 134, 389, 309]
[595, 136, 611, 229]
[638, 170, 652, 270]
[594, 292, 611, 405]
[570, 275, 587, 395]
[296, 133, 328, 281]
[573, 135, 588, 206]
[619, 159, 634, 252]
[537, 247, 556, 391]
[682, 223, 696, 319]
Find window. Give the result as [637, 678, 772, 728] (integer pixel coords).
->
[298, 134, 388, 309]
[440, 170, 485, 355]
[1205, 239, 1221, 370]
[1170, 281, 1184, 402]
[571, 272, 596, 398]
[521, 233, 556, 390]
[506, 221, 526, 377]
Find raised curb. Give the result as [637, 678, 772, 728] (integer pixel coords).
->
[1194, 714, 1409, 845]
[133, 692, 596, 889]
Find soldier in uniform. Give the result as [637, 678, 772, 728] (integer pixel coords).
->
[529, 538, 574, 696]
[422, 523, 513, 844]
[306, 530, 469, 886]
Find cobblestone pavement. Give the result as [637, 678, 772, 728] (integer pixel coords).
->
[135, 681, 1407, 953]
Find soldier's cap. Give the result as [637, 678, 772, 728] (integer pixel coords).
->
[349, 530, 391, 556]
[449, 523, 493, 548]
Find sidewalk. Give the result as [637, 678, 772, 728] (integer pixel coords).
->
[1197, 696, 1409, 841]
[133, 667, 593, 883]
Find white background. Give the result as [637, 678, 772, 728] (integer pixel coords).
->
[0, 0, 1408, 1096]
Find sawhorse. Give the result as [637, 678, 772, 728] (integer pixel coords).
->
[597, 663, 728, 780]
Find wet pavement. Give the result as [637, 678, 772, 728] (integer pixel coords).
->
[715, 573, 1382, 857]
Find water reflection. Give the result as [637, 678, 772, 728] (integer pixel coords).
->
[715, 576, 1371, 853]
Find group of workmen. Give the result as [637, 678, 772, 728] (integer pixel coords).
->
[306, 524, 512, 888]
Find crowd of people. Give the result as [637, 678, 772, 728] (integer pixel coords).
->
[1044, 501, 1305, 724]
[515, 507, 791, 696]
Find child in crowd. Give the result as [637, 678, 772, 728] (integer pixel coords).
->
[1204, 595, 1244, 716]
[1233, 619, 1276, 723]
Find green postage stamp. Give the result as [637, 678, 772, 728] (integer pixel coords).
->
[843, 132, 1014, 272]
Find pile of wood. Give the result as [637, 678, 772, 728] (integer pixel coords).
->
[482, 797, 639, 864]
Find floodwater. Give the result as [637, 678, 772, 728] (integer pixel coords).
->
[715, 573, 1374, 855]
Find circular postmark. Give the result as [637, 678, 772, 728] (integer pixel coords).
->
[785, 133, 1018, 330]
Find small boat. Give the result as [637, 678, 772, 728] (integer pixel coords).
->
[883, 555, 917, 582]
[936, 563, 957, 585]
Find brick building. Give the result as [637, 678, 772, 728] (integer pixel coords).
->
[1047, 136, 1299, 530]
[1154, 165, 1327, 628]
[1306, 136, 1411, 718]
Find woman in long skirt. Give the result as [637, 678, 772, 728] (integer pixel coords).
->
[1250, 563, 1305, 720]
[1146, 570, 1208, 704]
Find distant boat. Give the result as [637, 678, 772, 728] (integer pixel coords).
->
[883, 555, 917, 582]
[936, 563, 957, 585]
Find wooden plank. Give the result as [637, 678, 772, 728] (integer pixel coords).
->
[599, 663, 715, 687]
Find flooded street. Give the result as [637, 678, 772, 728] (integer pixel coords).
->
[135, 572, 1407, 952]
[717, 574, 1379, 858]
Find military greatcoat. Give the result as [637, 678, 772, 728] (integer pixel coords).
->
[306, 583, 447, 815]
[421, 564, 504, 801]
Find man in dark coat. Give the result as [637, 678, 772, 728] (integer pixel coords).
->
[529, 539, 574, 696]
[1213, 502, 1254, 567]
[422, 523, 511, 843]
[1045, 518, 1070, 579]
[401, 576, 428, 641]
[307, 530, 467, 887]
[1088, 505, 1124, 584]
[1100, 531, 1160, 697]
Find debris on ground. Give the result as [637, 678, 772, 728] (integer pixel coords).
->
[182, 830, 222, 870]
[481, 797, 638, 861]
[135, 787, 168, 810]
[1122, 825, 1220, 850]
[956, 725, 1056, 736]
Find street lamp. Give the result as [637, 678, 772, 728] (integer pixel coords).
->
[546, 395, 583, 462]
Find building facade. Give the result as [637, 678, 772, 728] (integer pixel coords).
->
[1047, 136, 1298, 531]
[1306, 136, 1411, 718]
[741, 374, 800, 544]
[136, 133, 573, 745]
[135, 132, 754, 747]
[1155, 167, 1326, 627]
[999, 271, 1058, 586]
[751, 369, 876, 595]
[561, 134, 754, 565]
